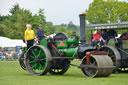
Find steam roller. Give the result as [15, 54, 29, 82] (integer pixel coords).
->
[19, 14, 115, 78]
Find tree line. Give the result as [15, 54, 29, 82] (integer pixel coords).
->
[86, 0, 128, 24]
[0, 4, 79, 39]
[0, 0, 128, 40]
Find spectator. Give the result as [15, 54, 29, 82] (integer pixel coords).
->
[6, 55, 8, 61]
[19, 48, 22, 56]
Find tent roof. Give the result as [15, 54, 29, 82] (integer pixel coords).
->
[0, 36, 26, 48]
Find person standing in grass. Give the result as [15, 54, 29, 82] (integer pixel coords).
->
[25, 24, 36, 49]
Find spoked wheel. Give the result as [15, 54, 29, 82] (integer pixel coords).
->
[25, 45, 51, 75]
[19, 51, 26, 70]
[81, 55, 114, 77]
[100, 46, 121, 72]
[49, 60, 70, 75]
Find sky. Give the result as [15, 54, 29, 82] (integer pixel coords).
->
[0, 0, 128, 25]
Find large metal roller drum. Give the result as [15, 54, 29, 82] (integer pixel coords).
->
[81, 55, 114, 77]
[25, 45, 51, 75]
[93, 55, 114, 77]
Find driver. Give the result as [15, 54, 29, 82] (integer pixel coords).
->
[101, 29, 109, 44]
[71, 32, 79, 39]
[107, 29, 117, 38]
[37, 25, 46, 43]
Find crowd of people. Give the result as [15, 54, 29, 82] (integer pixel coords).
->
[0, 48, 22, 61]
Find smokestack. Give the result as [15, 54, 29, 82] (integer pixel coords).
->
[79, 14, 86, 45]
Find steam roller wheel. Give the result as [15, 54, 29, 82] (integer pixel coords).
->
[19, 51, 26, 70]
[81, 55, 114, 77]
[49, 62, 70, 75]
[100, 46, 121, 72]
[25, 45, 51, 75]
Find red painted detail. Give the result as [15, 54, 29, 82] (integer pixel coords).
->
[86, 51, 108, 65]
[58, 41, 66, 46]
[51, 43, 57, 50]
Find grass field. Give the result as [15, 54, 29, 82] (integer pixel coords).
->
[0, 61, 128, 85]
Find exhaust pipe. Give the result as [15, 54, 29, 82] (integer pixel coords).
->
[79, 14, 86, 45]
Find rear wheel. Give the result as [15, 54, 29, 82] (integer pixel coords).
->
[100, 46, 121, 72]
[19, 52, 26, 70]
[25, 45, 51, 75]
[49, 60, 70, 75]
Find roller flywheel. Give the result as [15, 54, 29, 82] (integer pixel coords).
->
[81, 55, 114, 77]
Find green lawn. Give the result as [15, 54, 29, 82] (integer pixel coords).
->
[0, 61, 128, 85]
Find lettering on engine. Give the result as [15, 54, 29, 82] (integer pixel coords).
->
[58, 41, 66, 46]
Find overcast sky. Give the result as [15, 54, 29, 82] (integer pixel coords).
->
[0, 0, 128, 25]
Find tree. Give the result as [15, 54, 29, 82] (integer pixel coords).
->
[9, 3, 20, 15]
[0, 4, 47, 39]
[67, 21, 78, 31]
[32, 9, 46, 31]
[86, 0, 107, 24]
[45, 22, 56, 35]
[1, 4, 33, 39]
[56, 26, 67, 33]
[38, 9, 46, 26]
[0, 24, 6, 36]
[118, 2, 128, 22]
[86, 0, 128, 24]
[0, 15, 8, 24]
[66, 30, 73, 37]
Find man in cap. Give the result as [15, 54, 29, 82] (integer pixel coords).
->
[37, 25, 46, 43]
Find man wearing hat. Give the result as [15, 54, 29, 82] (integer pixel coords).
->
[37, 25, 46, 43]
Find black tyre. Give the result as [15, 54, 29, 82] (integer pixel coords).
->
[118, 68, 128, 73]
[19, 51, 26, 70]
[49, 60, 70, 75]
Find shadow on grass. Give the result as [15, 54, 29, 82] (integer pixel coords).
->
[19, 72, 124, 79]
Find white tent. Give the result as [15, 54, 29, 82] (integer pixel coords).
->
[0, 36, 26, 48]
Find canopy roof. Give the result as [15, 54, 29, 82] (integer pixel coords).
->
[86, 22, 128, 30]
[0, 36, 26, 48]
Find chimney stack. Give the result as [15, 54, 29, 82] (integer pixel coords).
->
[79, 14, 86, 45]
